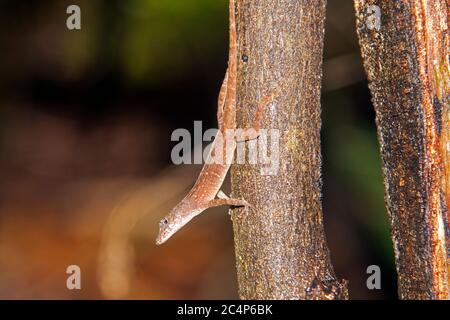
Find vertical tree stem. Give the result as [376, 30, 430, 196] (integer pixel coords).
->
[354, 0, 449, 299]
[230, 0, 348, 300]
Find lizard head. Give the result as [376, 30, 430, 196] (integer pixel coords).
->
[155, 201, 197, 245]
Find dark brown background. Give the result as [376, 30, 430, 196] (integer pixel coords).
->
[0, 0, 396, 299]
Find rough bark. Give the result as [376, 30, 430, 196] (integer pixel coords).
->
[230, 0, 348, 300]
[354, 0, 449, 299]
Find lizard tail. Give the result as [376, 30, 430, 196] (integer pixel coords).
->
[226, 0, 237, 107]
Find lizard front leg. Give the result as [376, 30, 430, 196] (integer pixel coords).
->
[206, 198, 252, 209]
[215, 191, 254, 215]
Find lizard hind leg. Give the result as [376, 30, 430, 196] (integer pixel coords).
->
[235, 90, 279, 142]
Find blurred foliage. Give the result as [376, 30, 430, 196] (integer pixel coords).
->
[323, 88, 394, 268]
[61, 0, 228, 83]
[121, 0, 226, 82]
[0, 0, 228, 84]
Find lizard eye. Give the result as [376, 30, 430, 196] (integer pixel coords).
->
[160, 218, 168, 228]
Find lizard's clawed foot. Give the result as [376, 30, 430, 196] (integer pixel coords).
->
[206, 196, 254, 212]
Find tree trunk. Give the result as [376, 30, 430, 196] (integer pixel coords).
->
[354, 0, 450, 299]
[230, 0, 348, 300]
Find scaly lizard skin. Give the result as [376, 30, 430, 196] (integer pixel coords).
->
[156, 0, 276, 245]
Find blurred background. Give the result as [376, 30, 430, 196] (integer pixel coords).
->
[0, 0, 397, 299]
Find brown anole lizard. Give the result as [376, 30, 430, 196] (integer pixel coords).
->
[156, 0, 276, 245]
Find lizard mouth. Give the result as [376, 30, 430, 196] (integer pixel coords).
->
[155, 227, 175, 245]
[155, 233, 165, 245]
